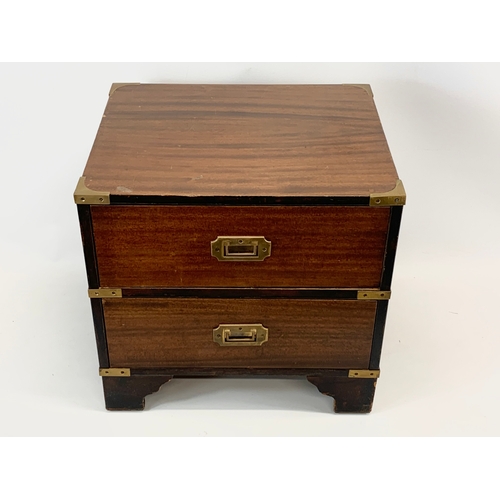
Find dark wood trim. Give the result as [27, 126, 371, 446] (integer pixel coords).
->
[102, 376, 172, 411]
[79, 205, 109, 367]
[126, 368, 351, 377]
[370, 205, 402, 369]
[77, 205, 99, 288]
[101, 373, 377, 412]
[380, 206, 403, 290]
[90, 298, 109, 368]
[369, 300, 389, 370]
[109, 195, 369, 206]
[121, 288, 362, 300]
[307, 376, 377, 413]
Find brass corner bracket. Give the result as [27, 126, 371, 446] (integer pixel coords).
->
[109, 82, 141, 96]
[348, 370, 380, 379]
[357, 291, 391, 300]
[343, 83, 373, 98]
[370, 179, 406, 207]
[99, 368, 130, 377]
[88, 288, 122, 298]
[74, 177, 110, 205]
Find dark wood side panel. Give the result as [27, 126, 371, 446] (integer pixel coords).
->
[104, 298, 377, 369]
[77, 205, 99, 288]
[90, 298, 109, 367]
[92, 206, 390, 288]
[381, 206, 403, 290]
[369, 300, 389, 370]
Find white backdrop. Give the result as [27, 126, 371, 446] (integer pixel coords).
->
[1, 63, 499, 436]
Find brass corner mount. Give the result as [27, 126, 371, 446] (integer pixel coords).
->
[370, 179, 406, 207]
[74, 177, 110, 205]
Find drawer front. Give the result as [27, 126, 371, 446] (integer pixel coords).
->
[92, 206, 390, 288]
[104, 298, 376, 369]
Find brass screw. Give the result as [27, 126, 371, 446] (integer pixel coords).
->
[80, 197, 85, 202]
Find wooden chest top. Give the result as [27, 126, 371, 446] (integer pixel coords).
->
[82, 84, 399, 199]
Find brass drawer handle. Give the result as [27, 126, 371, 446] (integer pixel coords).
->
[213, 324, 269, 346]
[211, 236, 271, 261]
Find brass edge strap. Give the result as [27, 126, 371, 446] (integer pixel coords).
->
[348, 370, 380, 379]
[370, 179, 406, 207]
[88, 288, 122, 298]
[357, 291, 391, 300]
[74, 176, 110, 205]
[100, 368, 130, 377]
[109, 82, 141, 96]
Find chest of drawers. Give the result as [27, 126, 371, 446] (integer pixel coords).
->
[74, 83, 405, 412]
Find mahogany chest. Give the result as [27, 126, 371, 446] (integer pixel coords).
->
[74, 83, 405, 412]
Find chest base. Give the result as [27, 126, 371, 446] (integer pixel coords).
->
[101, 370, 379, 413]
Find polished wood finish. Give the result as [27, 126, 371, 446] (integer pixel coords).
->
[104, 298, 376, 369]
[92, 205, 390, 288]
[307, 375, 377, 413]
[83, 84, 398, 198]
[102, 376, 172, 410]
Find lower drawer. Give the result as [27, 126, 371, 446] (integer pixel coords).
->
[104, 298, 376, 369]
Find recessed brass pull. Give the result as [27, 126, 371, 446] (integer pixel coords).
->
[213, 324, 269, 346]
[211, 236, 271, 261]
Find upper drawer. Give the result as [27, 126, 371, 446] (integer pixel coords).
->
[91, 205, 390, 288]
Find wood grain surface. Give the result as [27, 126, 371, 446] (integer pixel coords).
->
[92, 205, 390, 288]
[83, 84, 398, 197]
[104, 298, 376, 369]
